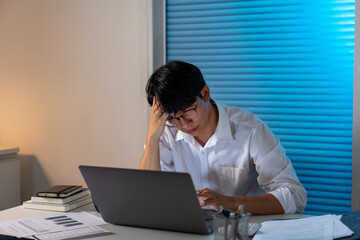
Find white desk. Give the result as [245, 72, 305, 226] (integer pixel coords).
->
[0, 204, 308, 239]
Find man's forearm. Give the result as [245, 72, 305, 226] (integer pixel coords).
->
[139, 96, 168, 171]
[138, 138, 161, 171]
[233, 193, 284, 215]
[197, 188, 284, 215]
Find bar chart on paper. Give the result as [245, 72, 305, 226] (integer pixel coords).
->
[45, 215, 84, 227]
[0, 212, 107, 238]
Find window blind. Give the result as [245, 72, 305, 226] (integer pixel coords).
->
[166, 0, 355, 215]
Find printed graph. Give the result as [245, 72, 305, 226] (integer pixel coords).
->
[45, 215, 84, 227]
[0, 211, 107, 238]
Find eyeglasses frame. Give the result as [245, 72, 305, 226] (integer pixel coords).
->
[166, 96, 200, 127]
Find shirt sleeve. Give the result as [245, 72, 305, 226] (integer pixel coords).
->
[159, 129, 175, 172]
[250, 122, 307, 213]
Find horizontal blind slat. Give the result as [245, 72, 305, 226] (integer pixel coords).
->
[302, 183, 351, 192]
[305, 204, 351, 214]
[307, 190, 351, 200]
[290, 155, 352, 165]
[169, 55, 354, 62]
[279, 136, 352, 144]
[308, 197, 351, 206]
[293, 163, 351, 171]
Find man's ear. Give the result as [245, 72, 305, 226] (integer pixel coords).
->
[200, 85, 211, 102]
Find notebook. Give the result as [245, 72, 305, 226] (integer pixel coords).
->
[78, 165, 214, 234]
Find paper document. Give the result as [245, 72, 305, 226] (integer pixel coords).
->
[253, 214, 353, 240]
[333, 215, 353, 239]
[34, 226, 112, 240]
[0, 212, 107, 238]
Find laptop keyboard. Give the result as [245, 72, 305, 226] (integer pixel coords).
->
[248, 222, 261, 236]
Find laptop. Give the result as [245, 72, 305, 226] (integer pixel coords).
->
[79, 165, 214, 234]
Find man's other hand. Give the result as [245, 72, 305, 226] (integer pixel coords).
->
[196, 188, 235, 212]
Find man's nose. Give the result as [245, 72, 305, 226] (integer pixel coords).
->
[180, 117, 193, 128]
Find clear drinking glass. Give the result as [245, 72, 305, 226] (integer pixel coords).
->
[213, 211, 249, 240]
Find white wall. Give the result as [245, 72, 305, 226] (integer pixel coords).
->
[0, 0, 149, 201]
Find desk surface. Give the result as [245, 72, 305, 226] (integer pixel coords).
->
[0, 203, 311, 240]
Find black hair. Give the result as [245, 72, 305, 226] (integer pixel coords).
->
[145, 60, 206, 114]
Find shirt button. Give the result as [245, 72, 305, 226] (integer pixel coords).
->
[201, 150, 204, 154]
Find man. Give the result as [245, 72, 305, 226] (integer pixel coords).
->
[139, 61, 306, 214]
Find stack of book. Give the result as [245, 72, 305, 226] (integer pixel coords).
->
[23, 185, 92, 212]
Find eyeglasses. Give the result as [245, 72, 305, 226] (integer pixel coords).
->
[166, 96, 200, 127]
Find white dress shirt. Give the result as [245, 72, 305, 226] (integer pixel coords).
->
[159, 101, 307, 213]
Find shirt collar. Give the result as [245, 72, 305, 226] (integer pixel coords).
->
[175, 100, 234, 144]
[213, 102, 234, 142]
